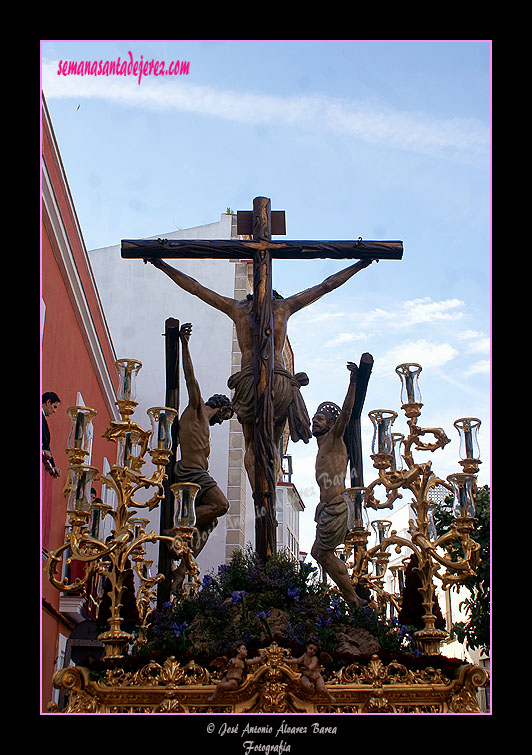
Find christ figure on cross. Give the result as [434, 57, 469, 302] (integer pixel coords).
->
[145, 255, 373, 488]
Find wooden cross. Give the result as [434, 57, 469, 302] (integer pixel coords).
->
[122, 196, 403, 563]
[157, 317, 180, 607]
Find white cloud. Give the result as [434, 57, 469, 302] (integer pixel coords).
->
[458, 329, 484, 340]
[458, 329, 490, 355]
[297, 298, 465, 335]
[301, 311, 346, 324]
[466, 338, 490, 355]
[374, 339, 459, 377]
[327, 332, 371, 348]
[398, 297, 464, 325]
[317, 298, 464, 333]
[361, 298, 464, 329]
[41, 59, 489, 162]
[464, 360, 490, 377]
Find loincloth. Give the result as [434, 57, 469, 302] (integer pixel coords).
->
[314, 492, 355, 551]
[174, 460, 217, 503]
[227, 365, 311, 443]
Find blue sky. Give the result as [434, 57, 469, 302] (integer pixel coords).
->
[41, 40, 491, 552]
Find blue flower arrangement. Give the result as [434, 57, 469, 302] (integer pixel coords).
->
[137, 546, 413, 667]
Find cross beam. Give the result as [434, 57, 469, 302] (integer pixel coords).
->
[122, 238, 403, 261]
[121, 197, 403, 563]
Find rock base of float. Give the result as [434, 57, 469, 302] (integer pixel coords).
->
[48, 642, 488, 714]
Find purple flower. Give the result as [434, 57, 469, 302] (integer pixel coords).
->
[232, 590, 247, 602]
[315, 615, 332, 627]
[327, 597, 342, 617]
[171, 621, 188, 638]
[256, 610, 270, 621]
[287, 587, 300, 600]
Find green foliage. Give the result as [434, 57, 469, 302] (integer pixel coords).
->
[433, 485, 490, 654]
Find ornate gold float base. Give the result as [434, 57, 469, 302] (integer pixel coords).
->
[48, 642, 488, 714]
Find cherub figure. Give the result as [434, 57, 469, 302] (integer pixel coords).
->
[286, 641, 335, 702]
[208, 643, 264, 702]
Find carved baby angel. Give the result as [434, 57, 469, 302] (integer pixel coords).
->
[286, 640, 335, 702]
[208, 643, 264, 702]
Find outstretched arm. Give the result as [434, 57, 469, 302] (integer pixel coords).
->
[285, 654, 305, 665]
[146, 258, 238, 318]
[282, 259, 373, 316]
[179, 324, 202, 410]
[246, 652, 266, 667]
[333, 362, 358, 439]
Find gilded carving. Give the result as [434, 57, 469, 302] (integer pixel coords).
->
[50, 642, 489, 714]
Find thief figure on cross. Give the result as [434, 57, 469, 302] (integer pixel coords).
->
[168, 322, 234, 593]
[122, 196, 402, 561]
[311, 362, 368, 607]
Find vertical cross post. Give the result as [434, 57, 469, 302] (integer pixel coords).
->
[251, 197, 277, 561]
[157, 317, 180, 608]
[345, 352, 374, 488]
[344, 352, 373, 603]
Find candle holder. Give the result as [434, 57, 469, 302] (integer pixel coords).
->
[115, 358, 142, 419]
[66, 406, 97, 465]
[45, 358, 192, 660]
[344, 486, 368, 531]
[164, 482, 202, 596]
[370, 521, 393, 605]
[89, 498, 112, 539]
[395, 363, 423, 418]
[365, 420, 404, 511]
[115, 426, 147, 472]
[348, 363, 482, 654]
[372, 519, 392, 544]
[388, 563, 406, 618]
[454, 418, 482, 474]
[128, 519, 165, 646]
[147, 406, 177, 467]
[389, 563, 406, 596]
[427, 502, 438, 541]
[342, 487, 370, 577]
[369, 409, 397, 456]
[67, 464, 99, 512]
[390, 433, 404, 472]
[447, 473, 477, 519]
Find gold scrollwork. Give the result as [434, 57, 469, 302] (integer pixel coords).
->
[49, 643, 488, 714]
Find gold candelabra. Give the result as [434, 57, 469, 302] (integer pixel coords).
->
[45, 358, 201, 659]
[344, 363, 482, 654]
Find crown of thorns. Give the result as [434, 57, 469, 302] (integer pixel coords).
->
[315, 402, 341, 422]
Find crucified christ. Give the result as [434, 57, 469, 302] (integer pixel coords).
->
[145, 256, 373, 490]
[123, 195, 402, 561]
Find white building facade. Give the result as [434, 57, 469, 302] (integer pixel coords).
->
[275, 480, 305, 562]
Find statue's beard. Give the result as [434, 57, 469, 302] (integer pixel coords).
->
[312, 427, 328, 437]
